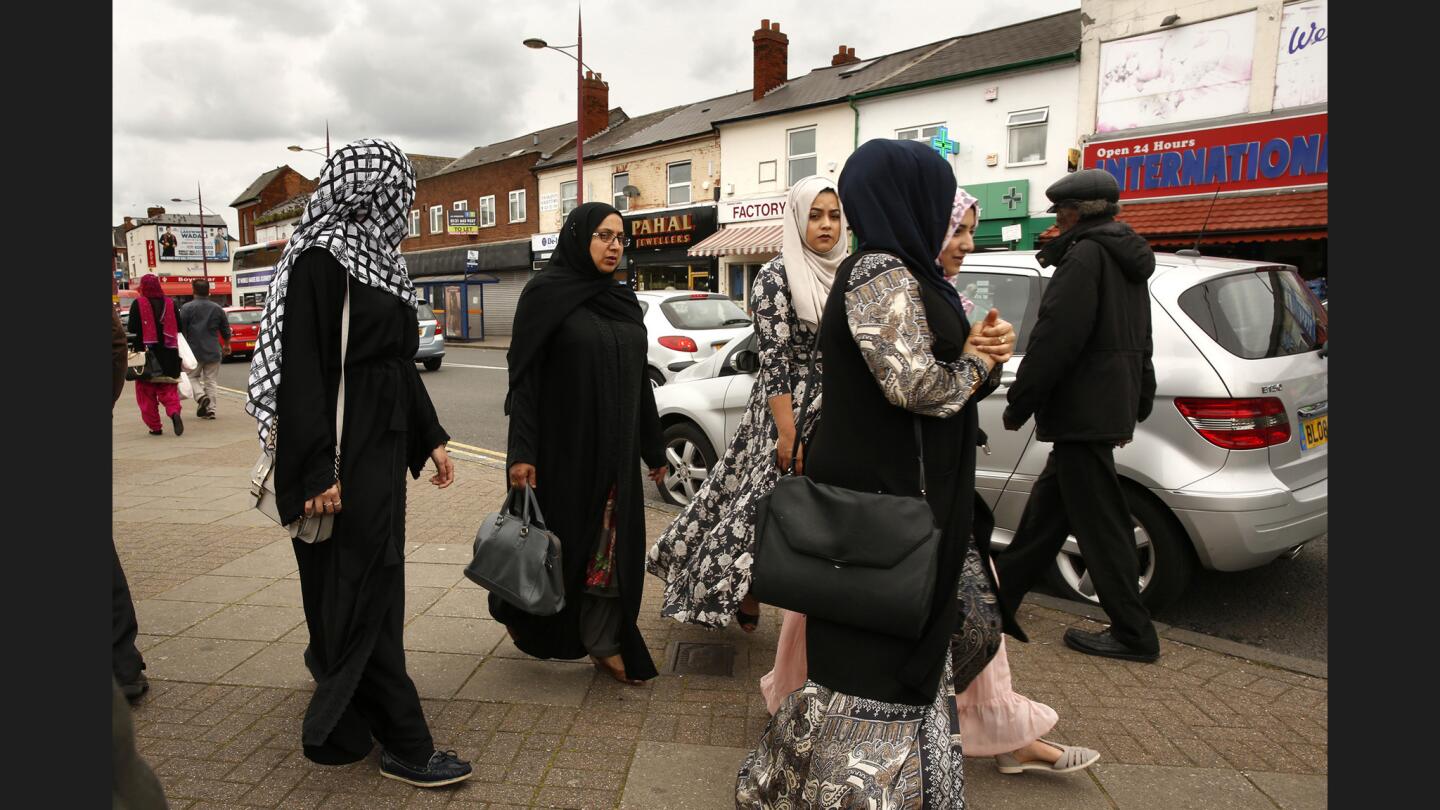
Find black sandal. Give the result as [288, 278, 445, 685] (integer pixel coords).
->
[735, 608, 760, 633]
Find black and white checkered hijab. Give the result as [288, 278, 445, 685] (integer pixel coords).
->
[246, 138, 418, 448]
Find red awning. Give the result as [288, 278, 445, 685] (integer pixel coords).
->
[688, 224, 784, 257]
[1037, 189, 1327, 245]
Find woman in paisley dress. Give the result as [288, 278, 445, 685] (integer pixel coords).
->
[736, 140, 1020, 809]
[648, 176, 849, 631]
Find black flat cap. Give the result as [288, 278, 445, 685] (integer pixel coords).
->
[1045, 169, 1120, 213]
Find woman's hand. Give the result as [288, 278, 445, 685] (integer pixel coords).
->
[304, 482, 342, 517]
[969, 308, 1015, 365]
[508, 462, 537, 489]
[775, 429, 804, 474]
[647, 466, 668, 485]
[430, 445, 454, 488]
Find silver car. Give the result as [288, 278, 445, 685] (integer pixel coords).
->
[415, 301, 445, 371]
[635, 290, 753, 388]
[651, 251, 1328, 610]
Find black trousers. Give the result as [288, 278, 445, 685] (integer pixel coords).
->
[302, 579, 434, 767]
[111, 538, 145, 684]
[995, 441, 1159, 653]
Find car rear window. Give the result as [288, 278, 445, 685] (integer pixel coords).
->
[659, 296, 751, 330]
[1177, 268, 1327, 359]
[418, 302, 436, 321]
[227, 310, 262, 325]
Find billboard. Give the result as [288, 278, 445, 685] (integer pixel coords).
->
[447, 211, 478, 235]
[155, 224, 230, 262]
[1274, 0, 1327, 110]
[1084, 112, 1327, 200]
[1097, 12, 1256, 133]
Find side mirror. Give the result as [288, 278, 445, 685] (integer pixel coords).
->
[729, 350, 760, 374]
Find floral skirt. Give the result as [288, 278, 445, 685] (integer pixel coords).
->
[736, 659, 964, 809]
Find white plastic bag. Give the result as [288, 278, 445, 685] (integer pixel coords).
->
[176, 334, 197, 400]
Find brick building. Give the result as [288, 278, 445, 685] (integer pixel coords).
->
[229, 166, 317, 246]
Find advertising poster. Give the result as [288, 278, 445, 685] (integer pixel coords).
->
[448, 211, 478, 235]
[1097, 12, 1256, 133]
[1274, 0, 1327, 109]
[156, 224, 230, 261]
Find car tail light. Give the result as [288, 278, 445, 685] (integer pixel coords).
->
[658, 335, 699, 352]
[1174, 397, 1290, 449]
[689, 293, 711, 299]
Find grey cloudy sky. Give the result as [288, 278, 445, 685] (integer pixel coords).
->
[113, 0, 1079, 235]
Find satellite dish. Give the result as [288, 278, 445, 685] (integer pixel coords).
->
[622, 185, 640, 198]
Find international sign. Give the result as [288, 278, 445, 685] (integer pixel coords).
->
[448, 211, 478, 235]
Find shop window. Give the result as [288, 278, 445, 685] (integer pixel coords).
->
[479, 195, 496, 227]
[429, 205, 443, 234]
[408, 210, 419, 238]
[788, 127, 817, 185]
[612, 172, 629, 212]
[1007, 108, 1048, 166]
[728, 262, 765, 309]
[560, 181, 577, 215]
[897, 124, 943, 142]
[667, 162, 691, 206]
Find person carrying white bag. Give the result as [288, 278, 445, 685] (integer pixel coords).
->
[176, 333, 199, 402]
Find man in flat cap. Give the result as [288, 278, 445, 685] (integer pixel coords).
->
[995, 169, 1162, 663]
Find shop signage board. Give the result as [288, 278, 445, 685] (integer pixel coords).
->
[531, 233, 559, 252]
[625, 206, 717, 251]
[539, 193, 559, 213]
[146, 240, 157, 267]
[1083, 112, 1327, 200]
[719, 195, 787, 225]
[235, 269, 276, 287]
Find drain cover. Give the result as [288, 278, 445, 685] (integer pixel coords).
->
[669, 642, 736, 677]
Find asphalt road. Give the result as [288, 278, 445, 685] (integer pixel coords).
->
[216, 347, 1328, 664]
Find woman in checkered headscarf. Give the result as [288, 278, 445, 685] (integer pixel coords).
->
[246, 139, 471, 788]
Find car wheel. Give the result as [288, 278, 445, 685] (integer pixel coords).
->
[1044, 483, 1195, 612]
[647, 368, 665, 389]
[423, 357, 442, 371]
[658, 422, 716, 507]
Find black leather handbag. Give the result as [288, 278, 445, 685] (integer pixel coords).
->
[465, 484, 566, 616]
[751, 325, 942, 640]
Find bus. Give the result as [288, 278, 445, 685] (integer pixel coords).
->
[231, 239, 288, 307]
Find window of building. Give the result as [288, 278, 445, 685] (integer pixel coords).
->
[787, 127, 817, 185]
[408, 210, 419, 238]
[560, 180, 577, 215]
[479, 195, 496, 227]
[1007, 108, 1048, 166]
[509, 190, 525, 222]
[452, 200, 468, 211]
[612, 172, 630, 212]
[667, 162, 692, 206]
[758, 160, 777, 183]
[429, 205, 443, 234]
[897, 124, 943, 142]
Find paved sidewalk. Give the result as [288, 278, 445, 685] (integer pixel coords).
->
[115, 389, 1326, 809]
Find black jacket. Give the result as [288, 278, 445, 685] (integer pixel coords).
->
[1004, 217, 1157, 443]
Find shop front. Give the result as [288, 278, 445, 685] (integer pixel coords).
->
[623, 204, 718, 293]
[689, 194, 787, 309]
[157, 275, 233, 305]
[962, 180, 1055, 251]
[1067, 111, 1329, 283]
[402, 239, 529, 339]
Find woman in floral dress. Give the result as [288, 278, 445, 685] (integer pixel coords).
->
[647, 176, 849, 630]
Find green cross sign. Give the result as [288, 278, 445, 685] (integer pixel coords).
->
[1002, 186, 1024, 210]
[929, 127, 959, 159]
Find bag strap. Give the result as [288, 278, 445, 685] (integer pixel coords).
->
[333, 278, 350, 481]
[784, 259, 926, 495]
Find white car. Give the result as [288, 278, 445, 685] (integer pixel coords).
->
[651, 251, 1328, 610]
[635, 290, 753, 388]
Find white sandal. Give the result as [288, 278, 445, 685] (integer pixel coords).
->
[995, 740, 1100, 775]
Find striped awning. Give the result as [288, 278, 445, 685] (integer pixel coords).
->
[688, 224, 784, 257]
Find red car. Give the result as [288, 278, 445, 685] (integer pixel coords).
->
[222, 306, 263, 361]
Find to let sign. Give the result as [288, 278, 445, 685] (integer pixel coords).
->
[1083, 112, 1327, 200]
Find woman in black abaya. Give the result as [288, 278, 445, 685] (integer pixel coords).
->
[497, 202, 667, 684]
[246, 139, 471, 788]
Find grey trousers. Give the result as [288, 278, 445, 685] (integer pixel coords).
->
[187, 361, 220, 406]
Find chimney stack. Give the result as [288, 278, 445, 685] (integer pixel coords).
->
[146, 206, 165, 219]
[580, 71, 610, 143]
[123, 216, 135, 231]
[752, 19, 789, 101]
[831, 45, 859, 66]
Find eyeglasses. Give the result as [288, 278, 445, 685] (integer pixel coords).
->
[592, 230, 631, 247]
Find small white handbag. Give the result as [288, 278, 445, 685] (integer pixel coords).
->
[250, 281, 350, 544]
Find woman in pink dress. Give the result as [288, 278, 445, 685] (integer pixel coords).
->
[760, 188, 1101, 776]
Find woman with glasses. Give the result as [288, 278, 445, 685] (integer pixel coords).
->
[496, 202, 668, 685]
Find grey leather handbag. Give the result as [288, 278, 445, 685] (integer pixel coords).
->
[465, 484, 566, 616]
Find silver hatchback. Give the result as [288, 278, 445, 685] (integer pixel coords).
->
[651, 251, 1328, 610]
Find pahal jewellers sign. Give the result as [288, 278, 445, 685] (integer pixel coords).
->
[1083, 112, 1327, 200]
[625, 205, 717, 251]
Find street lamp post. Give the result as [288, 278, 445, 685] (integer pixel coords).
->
[171, 184, 212, 284]
[287, 121, 331, 158]
[525, 4, 594, 206]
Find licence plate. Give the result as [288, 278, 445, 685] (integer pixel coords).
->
[1300, 413, 1328, 450]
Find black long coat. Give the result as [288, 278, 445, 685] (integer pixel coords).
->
[495, 304, 667, 680]
[273, 248, 448, 747]
[127, 297, 182, 379]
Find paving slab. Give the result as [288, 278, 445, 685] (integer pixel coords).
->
[962, 759, 1112, 809]
[206, 548, 299, 578]
[620, 741, 746, 809]
[425, 585, 491, 618]
[404, 651, 484, 700]
[182, 604, 306, 642]
[456, 657, 595, 706]
[406, 542, 475, 564]
[240, 578, 304, 607]
[1092, 764, 1280, 810]
[143, 636, 267, 682]
[152, 575, 275, 604]
[403, 562, 466, 590]
[135, 599, 226, 636]
[218, 642, 314, 689]
[403, 615, 507, 656]
[1246, 771, 1328, 809]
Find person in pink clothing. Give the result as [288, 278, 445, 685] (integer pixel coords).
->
[761, 188, 1100, 776]
[126, 273, 185, 437]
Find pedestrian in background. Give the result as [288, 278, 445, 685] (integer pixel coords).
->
[996, 169, 1161, 663]
[498, 202, 667, 685]
[246, 139, 469, 788]
[127, 273, 184, 437]
[178, 278, 230, 419]
[648, 175, 847, 634]
[111, 308, 149, 700]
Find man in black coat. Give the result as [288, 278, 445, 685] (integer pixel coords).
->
[995, 169, 1161, 663]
